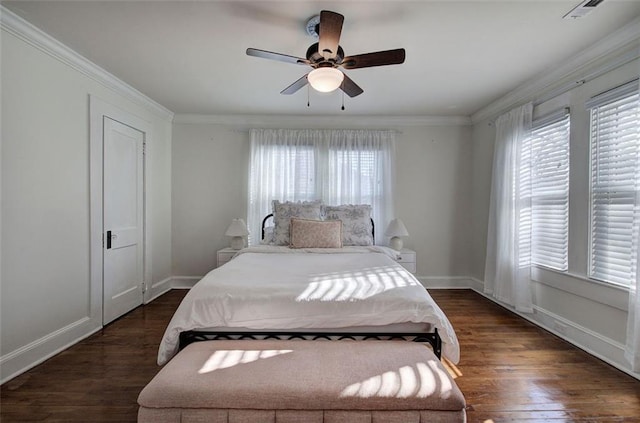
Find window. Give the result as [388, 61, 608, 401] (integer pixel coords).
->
[527, 110, 571, 271]
[587, 80, 640, 286]
[247, 129, 395, 244]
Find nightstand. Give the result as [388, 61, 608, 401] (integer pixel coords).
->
[396, 248, 416, 274]
[217, 247, 238, 268]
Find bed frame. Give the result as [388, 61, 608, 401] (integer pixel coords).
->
[178, 214, 443, 359]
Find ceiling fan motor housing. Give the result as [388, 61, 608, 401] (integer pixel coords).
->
[306, 42, 344, 66]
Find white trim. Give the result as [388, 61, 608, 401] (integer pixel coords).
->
[145, 277, 173, 304]
[0, 5, 174, 121]
[530, 305, 629, 367]
[173, 114, 472, 127]
[90, 95, 153, 325]
[3, 275, 639, 383]
[0, 317, 101, 384]
[472, 16, 640, 124]
[585, 78, 639, 109]
[418, 276, 476, 289]
[171, 276, 202, 289]
[469, 277, 640, 381]
[531, 267, 629, 312]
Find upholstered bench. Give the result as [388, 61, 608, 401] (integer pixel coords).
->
[138, 340, 466, 423]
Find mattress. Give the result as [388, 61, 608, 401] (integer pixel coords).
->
[157, 245, 459, 365]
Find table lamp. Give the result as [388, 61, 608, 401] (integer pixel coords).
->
[225, 218, 249, 250]
[385, 218, 409, 251]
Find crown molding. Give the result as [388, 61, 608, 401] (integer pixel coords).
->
[0, 5, 174, 122]
[471, 16, 640, 124]
[173, 114, 472, 127]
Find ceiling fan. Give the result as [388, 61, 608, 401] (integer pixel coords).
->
[246, 10, 406, 98]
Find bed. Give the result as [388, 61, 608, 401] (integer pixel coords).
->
[157, 212, 460, 365]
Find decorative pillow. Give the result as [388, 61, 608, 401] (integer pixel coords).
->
[272, 200, 323, 246]
[290, 218, 343, 249]
[323, 204, 373, 246]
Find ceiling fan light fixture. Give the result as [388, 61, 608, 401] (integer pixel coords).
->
[308, 67, 344, 93]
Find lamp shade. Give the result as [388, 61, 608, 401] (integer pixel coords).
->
[307, 67, 344, 93]
[385, 218, 409, 237]
[225, 219, 249, 250]
[225, 219, 249, 237]
[385, 218, 409, 250]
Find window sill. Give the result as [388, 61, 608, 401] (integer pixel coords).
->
[531, 266, 629, 312]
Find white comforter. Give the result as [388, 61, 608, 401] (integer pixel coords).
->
[157, 246, 460, 365]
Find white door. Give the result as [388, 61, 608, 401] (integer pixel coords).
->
[103, 117, 144, 325]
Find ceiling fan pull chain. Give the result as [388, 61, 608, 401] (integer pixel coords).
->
[341, 82, 345, 111]
[307, 84, 310, 107]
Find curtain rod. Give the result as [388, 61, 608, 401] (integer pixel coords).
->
[232, 128, 403, 134]
[533, 48, 638, 107]
[488, 48, 638, 125]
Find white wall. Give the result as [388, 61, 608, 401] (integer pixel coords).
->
[469, 47, 639, 377]
[171, 120, 473, 283]
[172, 124, 249, 277]
[395, 126, 472, 278]
[0, 20, 173, 382]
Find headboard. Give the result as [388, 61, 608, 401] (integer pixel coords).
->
[261, 214, 375, 244]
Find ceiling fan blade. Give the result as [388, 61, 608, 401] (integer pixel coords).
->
[340, 74, 364, 98]
[318, 10, 344, 60]
[281, 74, 309, 95]
[341, 48, 406, 69]
[246, 48, 310, 65]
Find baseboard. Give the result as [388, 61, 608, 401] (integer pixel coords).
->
[145, 276, 173, 304]
[171, 276, 201, 289]
[4, 275, 637, 384]
[418, 276, 478, 289]
[468, 278, 640, 381]
[0, 317, 102, 384]
[0, 275, 195, 384]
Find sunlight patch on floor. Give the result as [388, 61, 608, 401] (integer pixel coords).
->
[442, 357, 463, 379]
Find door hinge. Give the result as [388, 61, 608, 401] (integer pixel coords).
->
[142, 142, 147, 155]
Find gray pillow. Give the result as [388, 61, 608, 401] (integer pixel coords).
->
[324, 204, 373, 246]
[272, 200, 323, 246]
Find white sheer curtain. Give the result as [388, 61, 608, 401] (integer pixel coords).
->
[484, 103, 534, 313]
[625, 87, 640, 370]
[627, 247, 640, 371]
[248, 129, 396, 245]
[321, 130, 395, 243]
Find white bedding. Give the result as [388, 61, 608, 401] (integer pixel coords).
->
[157, 246, 460, 365]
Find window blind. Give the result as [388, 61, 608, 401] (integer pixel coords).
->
[588, 80, 640, 286]
[529, 109, 571, 271]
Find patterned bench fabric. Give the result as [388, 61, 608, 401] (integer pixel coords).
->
[139, 340, 466, 423]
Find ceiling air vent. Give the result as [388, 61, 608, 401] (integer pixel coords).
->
[563, 0, 606, 19]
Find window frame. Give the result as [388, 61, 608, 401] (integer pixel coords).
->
[525, 108, 571, 272]
[586, 79, 640, 287]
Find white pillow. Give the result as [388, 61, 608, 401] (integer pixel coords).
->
[272, 200, 323, 246]
[324, 204, 373, 246]
[290, 218, 343, 249]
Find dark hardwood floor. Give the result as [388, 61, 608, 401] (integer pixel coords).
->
[1, 289, 639, 422]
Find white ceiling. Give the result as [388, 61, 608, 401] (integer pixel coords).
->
[4, 1, 640, 117]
